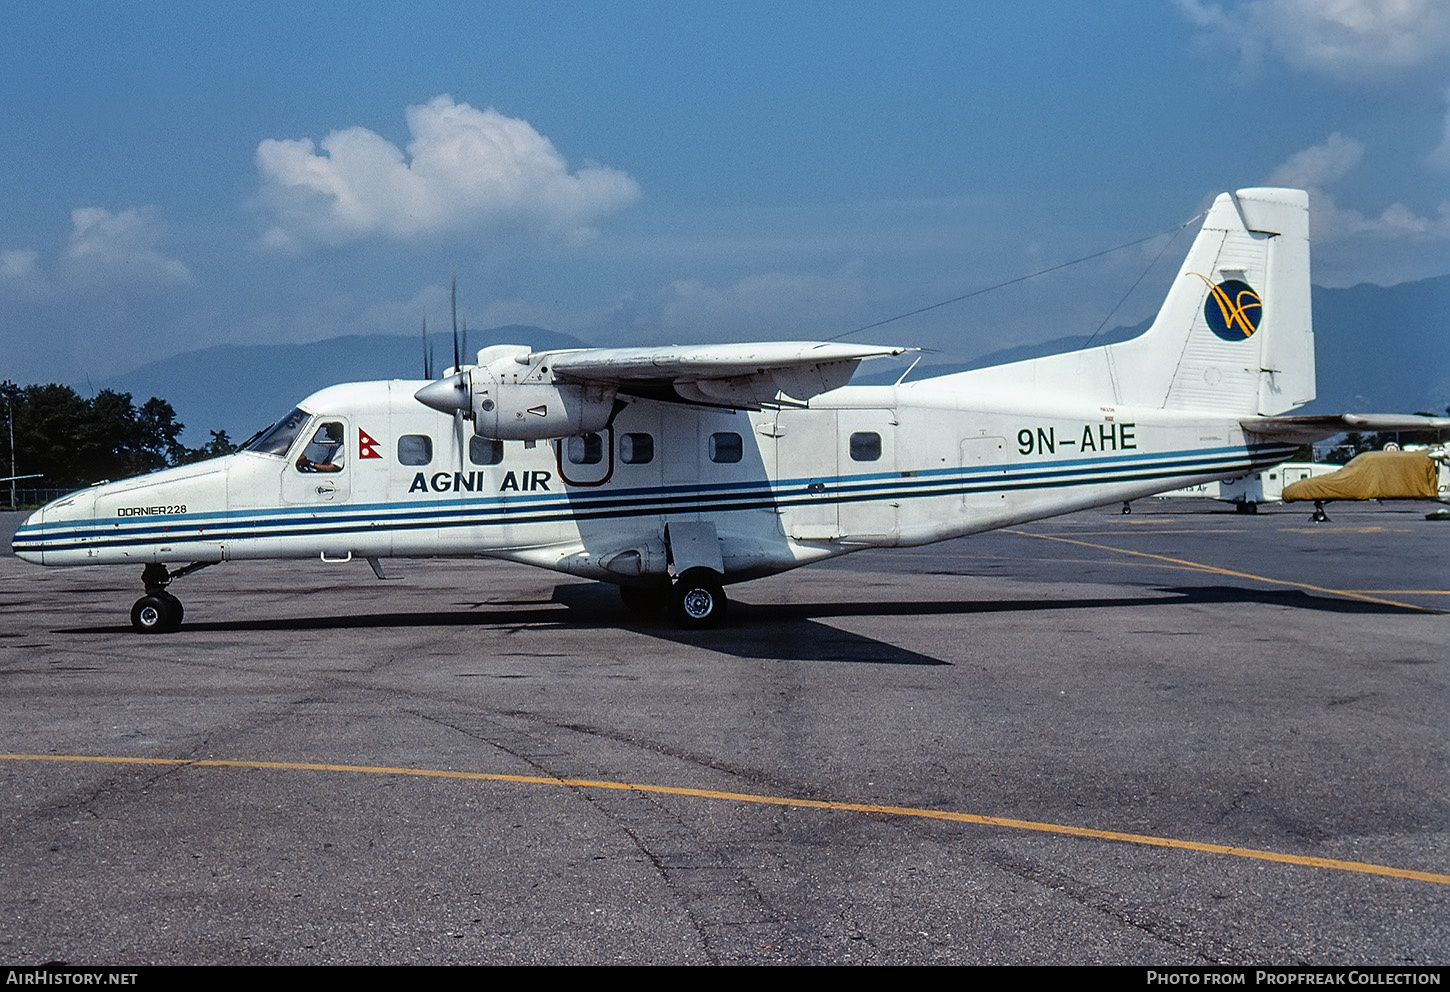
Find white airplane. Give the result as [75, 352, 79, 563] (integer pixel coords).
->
[12, 188, 1445, 632]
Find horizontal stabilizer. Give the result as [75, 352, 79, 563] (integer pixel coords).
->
[1241, 414, 1450, 443]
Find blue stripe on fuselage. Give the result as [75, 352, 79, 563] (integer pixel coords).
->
[15, 442, 1297, 554]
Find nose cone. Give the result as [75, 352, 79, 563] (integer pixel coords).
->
[415, 372, 471, 415]
[11, 506, 46, 564]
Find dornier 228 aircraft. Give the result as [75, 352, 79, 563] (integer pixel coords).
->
[12, 188, 1447, 632]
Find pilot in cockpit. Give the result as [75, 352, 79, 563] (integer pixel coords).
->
[296, 421, 346, 473]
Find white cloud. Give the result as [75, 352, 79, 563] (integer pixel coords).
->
[1319, 195, 1450, 239]
[1267, 135, 1450, 242]
[1176, 0, 1450, 77]
[254, 95, 641, 251]
[65, 206, 191, 285]
[1267, 131, 1365, 187]
[0, 249, 40, 280]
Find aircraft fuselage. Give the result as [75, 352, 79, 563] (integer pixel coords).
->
[12, 378, 1294, 583]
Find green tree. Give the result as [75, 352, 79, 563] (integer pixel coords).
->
[176, 429, 238, 464]
[1, 380, 233, 493]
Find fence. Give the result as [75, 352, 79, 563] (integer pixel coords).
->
[3, 488, 75, 511]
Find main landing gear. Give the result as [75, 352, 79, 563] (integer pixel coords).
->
[670, 568, 727, 629]
[130, 561, 214, 633]
[618, 567, 728, 629]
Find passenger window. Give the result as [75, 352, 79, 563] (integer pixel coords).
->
[849, 431, 882, 462]
[709, 432, 742, 464]
[296, 422, 346, 473]
[567, 433, 603, 465]
[470, 436, 504, 466]
[620, 432, 654, 465]
[398, 434, 433, 466]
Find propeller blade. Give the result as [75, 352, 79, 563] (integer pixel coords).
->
[451, 268, 461, 373]
[421, 316, 431, 379]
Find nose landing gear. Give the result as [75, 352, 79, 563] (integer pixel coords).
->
[131, 591, 183, 633]
[130, 561, 214, 633]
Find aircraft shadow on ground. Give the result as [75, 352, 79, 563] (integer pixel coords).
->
[55, 581, 1425, 666]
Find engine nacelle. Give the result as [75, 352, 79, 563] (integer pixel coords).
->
[471, 378, 617, 441]
[414, 346, 618, 441]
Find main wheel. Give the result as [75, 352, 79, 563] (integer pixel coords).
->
[670, 569, 727, 629]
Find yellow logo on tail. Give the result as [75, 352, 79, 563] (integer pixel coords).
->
[1191, 273, 1261, 340]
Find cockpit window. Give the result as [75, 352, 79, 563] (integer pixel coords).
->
[296, 422, 346, 473]
[244, 407, 311, 456]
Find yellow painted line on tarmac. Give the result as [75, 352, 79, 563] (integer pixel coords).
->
[1339, 588, 1450, 597]
[3, 752, 1448, 887]
[1005, 530, 1441, 614]
[1347, 590, 1450, 596]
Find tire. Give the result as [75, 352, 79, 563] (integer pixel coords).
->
[131, 592, 183, 633]
[670, 569, 727, 629]
[159, 591, 184, 630]
[131, 595, 172, 634]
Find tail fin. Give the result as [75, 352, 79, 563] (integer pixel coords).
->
[939, 188, 1313, 416]
[1114, 187, 1312, 415]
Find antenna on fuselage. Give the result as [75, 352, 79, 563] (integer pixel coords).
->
[421, 315, 433, 379]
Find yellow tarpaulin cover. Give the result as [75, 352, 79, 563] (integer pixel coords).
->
[1282, 451, 1440, 503]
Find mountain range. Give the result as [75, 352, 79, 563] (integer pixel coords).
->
[94, 276, 1447, 445]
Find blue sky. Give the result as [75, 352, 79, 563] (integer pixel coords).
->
[3, 0, 1448, 388]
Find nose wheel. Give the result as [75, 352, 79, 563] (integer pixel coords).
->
[131, 591, 183, 633]
[129, 561, 213, 633]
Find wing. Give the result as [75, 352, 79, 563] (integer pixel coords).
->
[543, 341, 912, 406]
[1241, 414, 1450, 444]
[415, 340, 915, 437]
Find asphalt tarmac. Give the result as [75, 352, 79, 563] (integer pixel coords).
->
[1, 500, 1446, 965]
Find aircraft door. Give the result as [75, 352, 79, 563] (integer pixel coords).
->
[281, 417, 352, 505]
[554, 427, 614, 488]
[775, 409, 839, 540]
[837, 410, 898, 541]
